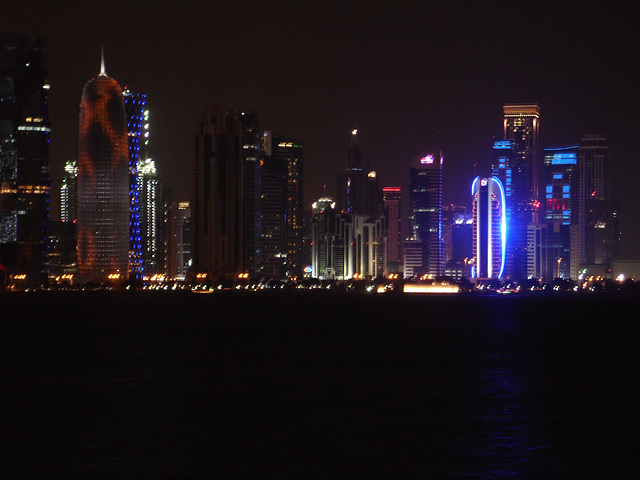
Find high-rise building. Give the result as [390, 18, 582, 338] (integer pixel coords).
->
[442, 204, 473, 279]
[408, 151, 444, 277]
[354, 214, 385, 278]
[543, 145, 579, 280]
[259, 132, 304, 278]
[311, 197, 336, 279]
[165, 200, 191, 280]
[238, 112, 261, 274]
[0, 35, 51, 286]
[60, 160, 77, 223]
[123, 88, 145, 278]
[471, 176, 506, 280]
[577, 135, 620, 268]
[503, 104, 540, 209]
[192, 103, 243, 277]
[382, 187, 402, 272]
[338, 130, 367, 215]
[493, 103, 541, 281]
[139, 157, 162, 273]
[77, 53, 129, 282]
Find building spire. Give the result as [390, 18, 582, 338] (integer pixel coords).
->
[99, 44, 106, 76]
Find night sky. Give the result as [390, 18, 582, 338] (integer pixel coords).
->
[5, 1, 640, 258]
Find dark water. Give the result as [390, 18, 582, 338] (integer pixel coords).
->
[1, 291, 639, 478]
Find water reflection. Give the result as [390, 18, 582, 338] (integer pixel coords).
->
[462, 312, 549, 478]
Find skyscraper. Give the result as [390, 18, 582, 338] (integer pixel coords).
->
[123, 88, 145, 278]
[260, 131, 304, 278]
[0, 35, 51, 286]
[542, 145, 579, 280]
[60, 160, 77, 223]
[503, 104, 540, 208]
[382, 187, 402, 272]
[139, 157, 162, 274]
[471, 176, 506, 280]
[77, 53, 129, 282]
[494, 103, 541, 281]
[166, 200, 191, 280]
[338, 130, 367, 215]
[408, 151, 444, 277]
[192, 103, 243, 277]
[577, 135, 619, 267]
[238, 112, 261, 274]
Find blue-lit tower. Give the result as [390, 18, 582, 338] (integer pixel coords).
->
[123, 88, 145, 279]
[543, 145, 578, 279]
[471, 176, 506, 280]
[491, 139, 528, 281]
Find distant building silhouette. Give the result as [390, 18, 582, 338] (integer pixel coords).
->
[192, 103, 244, 278]
[0, 34, 51, 286]
[259, 131, 304, 278]
[382, 187, 402, 273]
[408, 151, 444, 278]
[338, 130, 367, 215]
[577, 135, 620, 269]
[77, 52, 129, 282]
[165, 199, 191, 280]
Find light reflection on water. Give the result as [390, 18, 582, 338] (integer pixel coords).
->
[1, 292, 639, 478]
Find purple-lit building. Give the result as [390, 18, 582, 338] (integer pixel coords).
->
[471, 176, 506, 280]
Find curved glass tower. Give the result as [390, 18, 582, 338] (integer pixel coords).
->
[472, 176, 506, 280]
[77, 56, 129, 282]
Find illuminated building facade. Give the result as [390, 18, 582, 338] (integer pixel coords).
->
[496, 105, 540, 281]
[139, 158, 162, 273]
[354, 214, 385, 278]
[60, 160, 77, 223]
[77, 55, 129, 282]
[0, 35, 51, 286]
[471, 177, 506, 280]
[192, 103, 243, 277]
[382, 187, 402, 272]
[503, 104, 540, 208]
[123, 88, 145, 278]
[542, 145, 578, 280]
[408, 151, 444, 277]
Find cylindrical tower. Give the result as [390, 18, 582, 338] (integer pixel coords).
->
[77, 61, 129, 282]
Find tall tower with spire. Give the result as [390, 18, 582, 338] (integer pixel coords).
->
[338, 129, 367, 215]
[76, 49, 129, 282]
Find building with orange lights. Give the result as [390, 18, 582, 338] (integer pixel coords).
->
[76, 54, 129, 282]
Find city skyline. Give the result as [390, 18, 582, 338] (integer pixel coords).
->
[5, 1, 640, 258]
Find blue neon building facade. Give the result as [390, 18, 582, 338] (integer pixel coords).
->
[123, 88, 145, 278]
[471, 176, 506, 279]
[543, 145, 578, 279]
